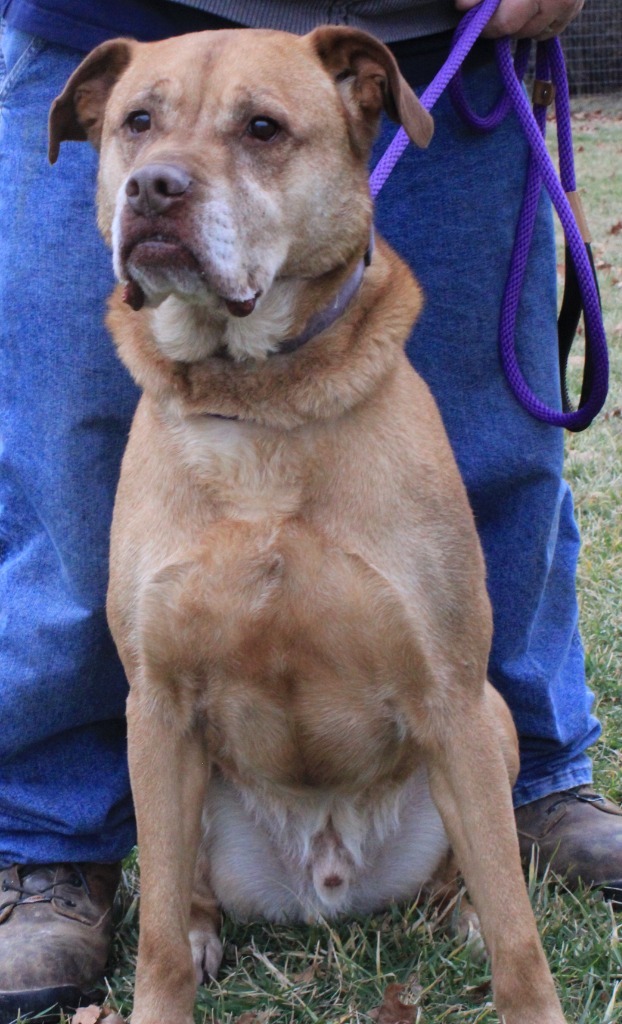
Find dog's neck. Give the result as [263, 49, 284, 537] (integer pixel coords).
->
[107, 236, 423, 430]
[278, 231, 374, 358]
[148, 279, 299, 364]
[146, 237, 373, 366]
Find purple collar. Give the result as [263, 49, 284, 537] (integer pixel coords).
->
[277, 229, 374, 356]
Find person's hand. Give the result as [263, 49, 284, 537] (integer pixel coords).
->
[455, 0, 584, 39]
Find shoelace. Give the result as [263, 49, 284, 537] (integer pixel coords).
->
[545, 786, 607, 816]
[0, 863, 89, 912]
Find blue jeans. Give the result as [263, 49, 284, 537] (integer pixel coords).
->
[0, 25, 600, 865]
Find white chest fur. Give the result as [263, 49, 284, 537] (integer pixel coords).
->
[164, 407, 305, 520]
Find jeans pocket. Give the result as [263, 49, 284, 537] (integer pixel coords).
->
[0, 23, 47, 101]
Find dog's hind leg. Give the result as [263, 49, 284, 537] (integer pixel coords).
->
[424, 689, 566, 1024]
[189, 846, 223, 985]
[424, 852, 487, 962]
[424, 682, 520, 964]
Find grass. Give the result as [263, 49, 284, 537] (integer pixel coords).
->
[103, 872, 622, 1024]
[60, 94, 622, 1024]
[560, 93, 622, 807]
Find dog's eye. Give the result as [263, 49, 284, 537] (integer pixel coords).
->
[125, 110, 151, 134]
[246, 116, 280, 142]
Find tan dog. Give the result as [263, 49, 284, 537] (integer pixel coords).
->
[50, 27, 567, 1024]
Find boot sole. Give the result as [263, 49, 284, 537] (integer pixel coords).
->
[0, 984, 98, 1024]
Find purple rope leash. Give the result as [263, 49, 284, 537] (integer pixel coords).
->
[369, 0, 504, 195]
[370, 2, 609, 430]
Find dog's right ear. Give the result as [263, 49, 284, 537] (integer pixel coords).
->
[48, 38, 135, 164]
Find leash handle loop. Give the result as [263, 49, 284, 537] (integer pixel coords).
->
[495, 37, 608, 430]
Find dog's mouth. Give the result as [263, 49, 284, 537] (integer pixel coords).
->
[120, 234, 196, 307]
[121, 234, 260, 317]
[129, 236, 199, 268]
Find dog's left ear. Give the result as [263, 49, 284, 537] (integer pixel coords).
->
[308, 26, 434, 151]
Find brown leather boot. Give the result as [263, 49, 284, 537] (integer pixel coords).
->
[515, 785, 622, 902]
[0, 862, 121, 1023]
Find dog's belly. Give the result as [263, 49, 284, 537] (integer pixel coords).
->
[202, 768, 448, 923]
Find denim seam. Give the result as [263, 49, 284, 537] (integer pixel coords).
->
[0, 19, 6, 81]
[0, 32, 47, 103]
[513, 764, 593, 808]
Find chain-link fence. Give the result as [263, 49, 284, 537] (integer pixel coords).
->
[562, 0, 622, 95]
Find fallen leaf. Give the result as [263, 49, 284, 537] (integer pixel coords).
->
[292, 963, 318, 984]
[234, 1013, 273, 1024]
[71, 1007, 125, 1024]
[609, 221, 622, 235]
[465, 979, 493, 998]
[71, 1007, 104, 1024]
[369, 979, 423, 1023]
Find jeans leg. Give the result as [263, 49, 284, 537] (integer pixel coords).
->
[372, 60, 600, 805]
[0, 26, 138, 864]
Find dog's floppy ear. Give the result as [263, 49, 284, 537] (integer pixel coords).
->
[48, 38, 135, 164]
[308, 26, 433, 151]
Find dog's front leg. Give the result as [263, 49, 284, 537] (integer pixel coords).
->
[425, 693, 567, 1024]
[127, 685, 208, 1024]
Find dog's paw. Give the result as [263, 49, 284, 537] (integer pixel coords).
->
[455, 904, 487, 963]
[189, 927, 224, 985]
[457, 909, 487, 962]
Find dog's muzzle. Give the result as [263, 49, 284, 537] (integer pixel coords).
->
[118, 163, 261, 316]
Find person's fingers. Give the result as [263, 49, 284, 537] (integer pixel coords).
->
[455, 0, 584, 39]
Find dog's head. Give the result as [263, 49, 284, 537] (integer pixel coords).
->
[49, 27, 432, 316]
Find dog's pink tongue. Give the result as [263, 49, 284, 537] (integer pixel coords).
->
[225, 297, 257, 317]
[123, 279, 146, 311]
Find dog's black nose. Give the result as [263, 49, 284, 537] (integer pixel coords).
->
[125, 163, 191, 216]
